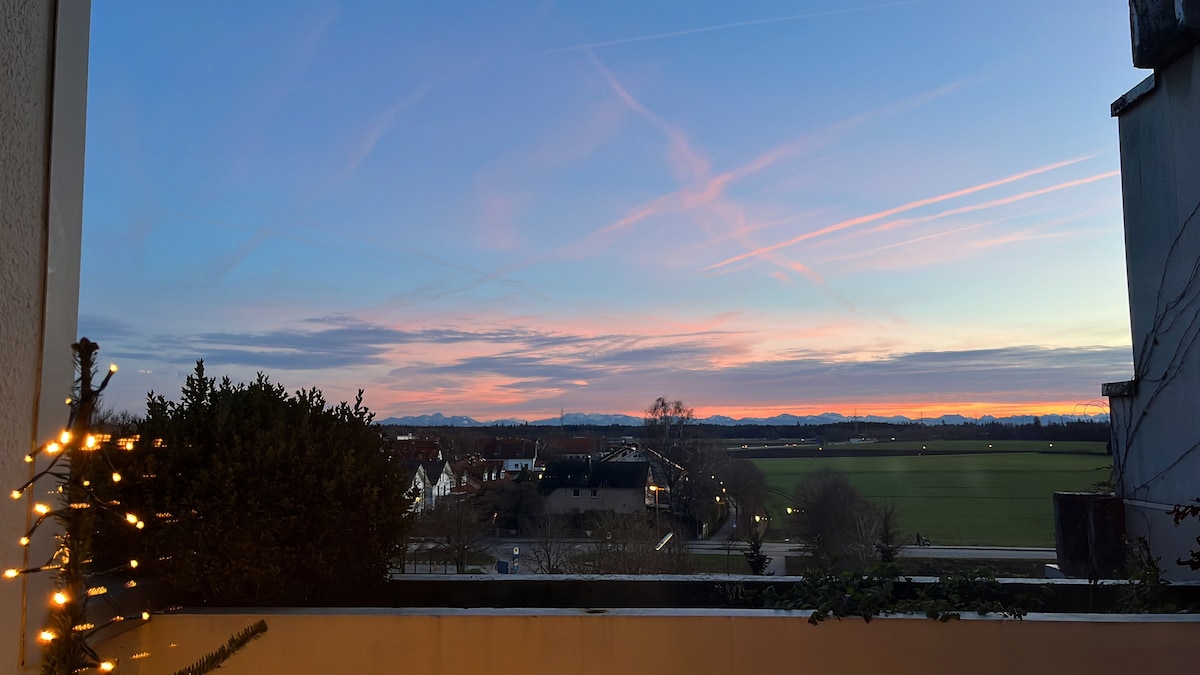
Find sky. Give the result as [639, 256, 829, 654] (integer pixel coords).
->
[80, 0, 1147, 421]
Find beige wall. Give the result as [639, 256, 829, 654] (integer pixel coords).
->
[97, 609, 1199, 675]
[0, 0, 89, 670]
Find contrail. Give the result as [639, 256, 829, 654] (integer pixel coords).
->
[702, 155, 1098, 272]
[546, 0, 927, 54]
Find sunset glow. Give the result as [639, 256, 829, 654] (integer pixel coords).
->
[80, 1, 1139, 422]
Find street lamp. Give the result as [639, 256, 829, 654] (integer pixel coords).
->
[649, 485, 660, 527]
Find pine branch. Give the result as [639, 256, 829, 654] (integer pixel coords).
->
[168, 620, 268, 675]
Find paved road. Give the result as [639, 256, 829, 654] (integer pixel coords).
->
[687, 540, 1055, 560]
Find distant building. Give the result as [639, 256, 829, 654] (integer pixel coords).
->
[540, 459, 652, 515]
[450, 457, 509, 496]
[474, 437, 540, 473]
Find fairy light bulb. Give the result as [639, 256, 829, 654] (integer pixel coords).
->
[23, 455, 32, 464]
[52, 592, 67, 605]
[18, 537, 29, 546]
[10, 490, 21, 500]
[34, 503, 49, 515]
[129, 559, 139, 569]
[59, 430, 70, 445]
[111, 472, 122, 483]
[109, 363, 118, 373]
[135, 520, 145, 529]
[100, 662, 115, 672]
[64, 397, 72, 405]
[85, 435, 96, 449]
[38, 630, 55, 642]
[46, 442, 60, 455]
[125, 513, 137, 524]
[4, 569, 19, 578]
[141, 612, 150, 620]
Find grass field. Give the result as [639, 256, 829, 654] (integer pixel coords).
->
[753, 449, 1111, 547]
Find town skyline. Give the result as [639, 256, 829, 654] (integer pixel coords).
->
[80, 1, 1142, 421]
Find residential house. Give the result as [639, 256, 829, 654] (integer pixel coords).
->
[474, 437, 540, 473]
[449, 456, 509, 496]
[420, 459, 457, 509]
[400, 462, 431, 513]
[540, 459, 652, 515]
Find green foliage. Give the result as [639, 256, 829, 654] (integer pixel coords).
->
[169, 620, 268, 675]
[112, 361, 414, 604]
[735, 564, 1034, 624]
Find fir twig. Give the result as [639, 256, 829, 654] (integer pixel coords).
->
[168, 620, 268, 675]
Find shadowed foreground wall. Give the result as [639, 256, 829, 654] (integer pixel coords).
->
[97, 609, 1196, 675]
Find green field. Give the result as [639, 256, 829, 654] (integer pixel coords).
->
[753, 449, 1111, 547]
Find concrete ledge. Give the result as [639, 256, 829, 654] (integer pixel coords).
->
[1111, 74, 1156, 117]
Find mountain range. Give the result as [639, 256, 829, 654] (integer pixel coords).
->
[379, 411, 1109, 428]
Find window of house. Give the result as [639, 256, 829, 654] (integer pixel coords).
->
[571, 489, 580, 498]
[590, 489, 598, 498]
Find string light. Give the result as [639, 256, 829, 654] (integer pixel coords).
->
[131, 652, 150, 659]
[99, 660, 115, 672]
[72, 623, 94, 632]
[4, 568, 19, 578]
[125, 513, 138, 524]
[64, 397, 72, 405]
[59, 430, 70, 444]
[109, 363, 118, 373]
[125, 580, 137, 588]
[84, 435, 96, 449]
[111, 472, 122, 483]
[136, 521, 145, 529]
[34, 503, 50, 515]
[46, 442, 61, 455]
[85, 586, 107, 597]
[129, 559, 139, 569]
[24, 455, 32, 463]
[10, 490, 21, 500]
[141, 612, 150, 620]
[19, 537, 29, 546]
[52, 592, 68, 605]
[38, 630, 56, 642]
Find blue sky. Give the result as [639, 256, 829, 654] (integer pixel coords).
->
[80, 0, 1145, 420]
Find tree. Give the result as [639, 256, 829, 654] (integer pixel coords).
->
[526, 511, 576, 574]
[790, 469, 897, 571]
[477, 469, 543, 536]
[643, 397, 696, 515]
[115, 361, 414, 604]
[581, 512, 696, 574]
[431, 496, 490, 573]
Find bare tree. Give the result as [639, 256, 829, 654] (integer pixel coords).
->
[526, 512, 576, 574]
[582, 512, 696, 574]
[432, 497, 490, 573]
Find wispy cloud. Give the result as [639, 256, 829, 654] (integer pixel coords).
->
[702, 156, 1097, 272]
[546, 1, 927, 54]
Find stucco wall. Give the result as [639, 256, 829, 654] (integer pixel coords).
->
[0, 0, 89, 670]
[0, 2, 55, 671]
[1113, 46, 1200, 507]
[95, 609, 1199, 675]
[546, 487, 646, 514]
[1111, 44, 1200, 580]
